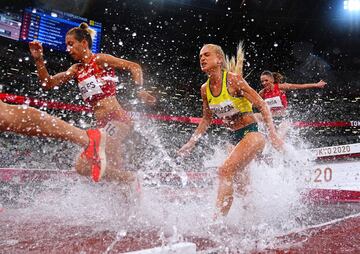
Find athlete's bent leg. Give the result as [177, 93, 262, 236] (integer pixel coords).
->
[74, 119, 135, 183]
[103, 120, 136, 183]
[216, 132, 265, 217]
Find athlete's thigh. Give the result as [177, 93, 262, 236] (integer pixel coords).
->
[103, 120, 132, 168]
[0, 103, 23, 130]
[224, 132, 265, 170]
[103, 120, 132, 144]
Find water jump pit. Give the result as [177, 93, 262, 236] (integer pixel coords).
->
[2, 211, 360, 253]
[1, 146, 360, 254]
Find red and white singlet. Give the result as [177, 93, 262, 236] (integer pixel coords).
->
[75, 54, 118, 105]
[262, 83, 288, 112]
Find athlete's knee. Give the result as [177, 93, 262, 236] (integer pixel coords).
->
[218, 163, 238, 180]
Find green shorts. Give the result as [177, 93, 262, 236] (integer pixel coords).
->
[230, 122, 259, 145]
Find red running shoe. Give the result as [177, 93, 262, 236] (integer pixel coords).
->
[83, 129, 107, 182]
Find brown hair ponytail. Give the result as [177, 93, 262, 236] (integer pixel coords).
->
[67, 22, 96, 49]
[261, 70, 285, 84]
[272, 72, 285, 84]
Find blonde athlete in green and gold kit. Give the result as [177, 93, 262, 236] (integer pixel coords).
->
[178, 43, 283, 217]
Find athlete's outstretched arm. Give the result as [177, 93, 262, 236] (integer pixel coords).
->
[178, 84, 213, 157]
[279, 80, 326, 90]
[0, 101, 88, 147]
[96, 54, 143, 85]
[95, 54, 156, 104]
[29, 41, 77, 90]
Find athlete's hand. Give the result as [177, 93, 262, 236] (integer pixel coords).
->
[315, 80, 327, 88]
[269, 131, 284, 151]
[177, 141, 196, 157]
[137, 90, 156, 106]
[29, 41, 44, 61]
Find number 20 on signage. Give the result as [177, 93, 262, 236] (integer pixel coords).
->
[305, 167, 333, 183]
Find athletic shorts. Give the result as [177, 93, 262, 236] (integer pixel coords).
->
[230, 122, 259, 145]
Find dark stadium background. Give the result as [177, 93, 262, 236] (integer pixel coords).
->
[0, 0, 359, 170]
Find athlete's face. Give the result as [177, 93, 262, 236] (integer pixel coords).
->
[260, 74, 274, 89]
[65, 34, 88, 61]
[199, 46, 222, 73]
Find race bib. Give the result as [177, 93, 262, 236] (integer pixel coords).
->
[78, 76, 104, 100]
[264, 96, 283, 109]
[209, 100, 239, 118]
[104, 121, 118, 137]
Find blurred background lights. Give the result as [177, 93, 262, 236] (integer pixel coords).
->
[344, 0, 360, 11]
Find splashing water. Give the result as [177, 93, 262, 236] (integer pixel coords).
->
[132, 117, 189, 187]
[104, 229, 127, 254]
[0, 120, 318, 253]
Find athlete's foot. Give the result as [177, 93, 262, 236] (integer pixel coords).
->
[82, 129, 107, 182]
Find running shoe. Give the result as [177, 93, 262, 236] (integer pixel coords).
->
[83, 129, 107, 182]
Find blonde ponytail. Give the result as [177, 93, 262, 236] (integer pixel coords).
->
[225, 41, 245, 76]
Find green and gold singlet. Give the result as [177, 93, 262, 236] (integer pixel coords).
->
[206, 71, 252, 119]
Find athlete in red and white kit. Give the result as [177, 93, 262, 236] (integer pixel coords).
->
[29, 22, 155, 184]
[258, 70, 326, 137]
